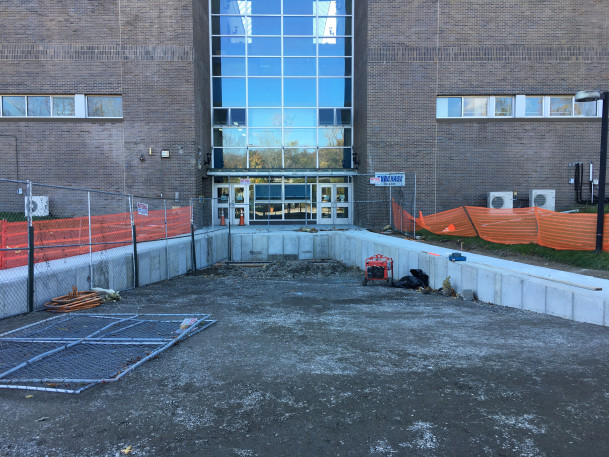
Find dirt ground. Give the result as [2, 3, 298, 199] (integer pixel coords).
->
[1, 260, 609, 456]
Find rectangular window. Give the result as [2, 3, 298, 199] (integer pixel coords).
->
[550, 97, 573, 116]
[27, 96, 51, 117]
[284, 148, 316, 168]
[436, 97, 462, 118]
[462, 97, 488, 117]
[52, 96, 75, 116]
[284, 108, 316, 127]
[248, 108, 282, 127]
[86, 96, 123, 118]
[213, 108, 229, 125]
[575, 100, 597, 117]
[212, 57, 246, 76]
[525, 96, 543, 116]
[214, 128, 248, 147]
[213, 78, 247, 107]
[2, 96, 26, 116]
[212, 36, 246, 56]
[283, 57, 316, 76]
[494, 96, 513, 117]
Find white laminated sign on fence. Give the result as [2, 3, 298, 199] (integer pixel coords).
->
[372, 173, 405, 187]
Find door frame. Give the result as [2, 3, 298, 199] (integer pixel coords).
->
[317, 183, 352, 224]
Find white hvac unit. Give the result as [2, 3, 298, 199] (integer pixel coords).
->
[24, 196, 50, 217]
[487, 191, 513, 209]
[529, 189, 555, 211]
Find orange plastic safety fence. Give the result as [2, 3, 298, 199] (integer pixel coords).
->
[535, 207, 609, 251]
[391, 200, 415, 233]
[415, 207, 477, 237]
[0, 207, 191, 270]
[464, 207, 538, 245]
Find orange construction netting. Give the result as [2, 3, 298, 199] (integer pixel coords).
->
[416, 207, 477, 237]
[464, 207, 538, 245]
[0, 207, 191, 270]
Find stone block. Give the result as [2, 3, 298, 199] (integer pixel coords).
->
[522, 281, 545, 313]
[477, 269, 498, 304]
[546, 287, 573, 319]
[573, 294, 604, 325]
[501, 275, 523, 309]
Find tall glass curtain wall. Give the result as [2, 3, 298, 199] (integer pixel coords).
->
[211, 0, 353, 170]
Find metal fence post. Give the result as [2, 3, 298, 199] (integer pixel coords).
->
[27, 181, 34, 313]
[389, 184, 392, 228]
[87, 191, 93, 289]
[164, 199, 169, 279]
[413, 173, 417, 239]
[190, 199, 197, 272]
[129, 196, 139, 288]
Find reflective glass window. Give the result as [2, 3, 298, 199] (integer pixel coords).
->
[248, 128, 282, 147]
[248, 78, 281, 106]
[318, 148, 344, 168]
[52, 96, 75, 116]
[463, 97, 488, 117]
[251, 0, 281, 14]
[255, 184, 283, 200]
[319, 127, 351, 147]
[337, 109, 351, 125]
[319, 78, 351, 107]
[550, 97, 573, 116]
[212, 57, 246, 76]
[525, 96, 543, 116]
[283, 57, 316, 76]
[213, 108, 229, 125]
[316, 0, 352, 15]
[212, 36, 246, 56]
[285, 128, 317, 147]
[319, 109, 334, 125]
[87, 96, 122, 117]
[214, 148, 248, 168]
[213, 0, 281, 14]
[248, 37, 281, 55]
[284, 78, 316, 107]
[27, 96, 51, 117]
[214, 128, 248, 147]
[575, 100, 597, 117]
[251, 17, 281, 35]
[284, 149, 317, 168]
[436, 97, 461, 117]
[212, 16, 247, 35]
[248, 108, 282, 127]
[319, 57, 351, 76]
[250, 149, 282, 168]
[283, 17, 316, 35]
[285, 184, 312, 200]
[248, 57, 281, 76]
[231, 108, 246, 126]
[494, 96, 513, 117]
[317, 17, 351, 36]
[213, 78, 246, 107]
[283, 0, 316, 15]
[284, 108, 317, 126]
[318, 37, 351, 56]
[284, 37, 316, 56]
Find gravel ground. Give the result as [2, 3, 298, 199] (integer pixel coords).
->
[1, 260, 609, 456]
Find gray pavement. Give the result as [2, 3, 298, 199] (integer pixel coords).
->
[1, 261, 609, 456]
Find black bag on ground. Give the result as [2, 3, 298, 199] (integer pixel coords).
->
[394, 275, 423, 289]
[410, 269, 429, 287]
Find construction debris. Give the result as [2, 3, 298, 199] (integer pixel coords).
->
[44, 286, 103, 313]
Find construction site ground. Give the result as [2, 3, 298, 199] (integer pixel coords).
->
[1, 260, 609, 456]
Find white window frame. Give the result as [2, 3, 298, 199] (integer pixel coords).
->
[85, 95, 123, 119]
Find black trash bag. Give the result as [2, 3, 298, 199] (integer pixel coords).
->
[410, 269, 429, 287]
[394, 275, 423, 289]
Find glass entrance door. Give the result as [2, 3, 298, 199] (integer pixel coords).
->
[318, 184, 351, 224]
[214, 184, 249, 225]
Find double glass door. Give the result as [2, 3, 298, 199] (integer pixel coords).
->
[215, 184, 249, 225]
[318, 184, 351, 224]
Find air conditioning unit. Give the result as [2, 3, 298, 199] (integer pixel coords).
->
[24, 196, 50, 217]
[529, 189, 555, 211]
[487, 191, 513, 209]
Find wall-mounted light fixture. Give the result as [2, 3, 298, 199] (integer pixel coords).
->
[161, 149, 170, 158]
[352, 152, 360, 167]
[203, 151, 212, 166]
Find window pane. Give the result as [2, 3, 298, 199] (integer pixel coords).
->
[285, 128, 317, 147]
[53, 96, 75, 116]
[575, 100, 597, 117]
[283, 57, 316, 76]
[248, 57, 281, 76]
[248, 128, 282, 147]
[250, 149, 282, 168]
[284, 17, 316, 35]
[212, 36, 246, 56]
[317, 17, 351, 36]
[248, 108, 282, 126]
[436, 97, 461, 117]
[27, 96, 51, 116]
[337, 108, 351, 125]
[251, 0, 281, 14]
[319, 127, 350, 147]
[214, 148, 247, 168]
[2, 96, 26, 116]
[284, 78, 316, 106]
[212, 57, 245, 76]
[213, 108, 229, 125]
[318, 37, 351, 56]
[319, 78, 351, 107]
[550, 97, 573, 116]
[318, 148, 344, 168]
[248, 78, 281, 106]
[213, 78, 246, 107]
[212, 16, 247, 35]
[284, 149, 316, 168]
[284, 108, 316, 126]
[255, 184, 282, 200]
[251, 16, 281, 35]
[283, 0, 315, 15]
[494, 96, 513, 117]
[463, 97, 487, 117]
[214, 128, 247, 147]
[319, 108, 334, 125]
[285, 184, 311, 200]
[316, 0, 352, 15]
[248, 37, 281, 55]
[231, 108, 246, 126]
[284, 37, 316, 56]
[213, 0, 280, 14]
[87, 96, 122, 117]
[319, 57, 351, 76]
[525, 97, 543, 116]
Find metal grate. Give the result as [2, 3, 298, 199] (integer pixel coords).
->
[0, 313, 216, 394]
